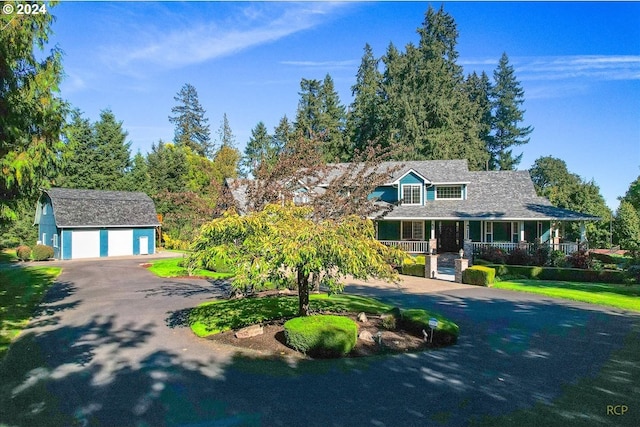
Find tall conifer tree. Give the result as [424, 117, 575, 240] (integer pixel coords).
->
[489, 53, 532, 170]
[169, 83, 212, 157]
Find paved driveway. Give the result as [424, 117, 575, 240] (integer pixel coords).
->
[1, 257, 638, 426]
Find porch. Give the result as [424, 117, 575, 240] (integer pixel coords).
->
[379, 240, 581, 256]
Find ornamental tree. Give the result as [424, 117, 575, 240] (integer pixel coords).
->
[190, 203, 404, 316]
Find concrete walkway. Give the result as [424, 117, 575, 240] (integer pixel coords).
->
[1, 257, 639, 427]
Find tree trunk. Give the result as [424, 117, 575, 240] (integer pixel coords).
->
[297, 267, 310, 316]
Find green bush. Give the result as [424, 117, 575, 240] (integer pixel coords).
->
[284, 315, 358, 358]
[400, 309, 459, 345]
[401, 262, 424, 277]
[16, 245, 31, 261]
[505, 248, 533, 266]
[547, 250, 568, 267]
[462, 266, 496, 286]
[490, 264, 626, 284]
[32, 244, 54, 261]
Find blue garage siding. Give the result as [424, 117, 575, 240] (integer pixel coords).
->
[133, 228, 155, 255]
[100, 230, 108, 257]
[38, 197, 60, 257]
[62, 229, 72, 260]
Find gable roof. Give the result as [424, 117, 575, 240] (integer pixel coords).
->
[37, 188, 160, 228]
[380, 171, 599, 221]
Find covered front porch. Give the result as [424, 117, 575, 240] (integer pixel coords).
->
[376, 219, 587, 255]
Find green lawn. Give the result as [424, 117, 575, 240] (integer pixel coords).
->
[147, 257, 234, 280]
[493, 280, 640, 312]
[0, 255, 62, 358]
[189, 293, 459, 338]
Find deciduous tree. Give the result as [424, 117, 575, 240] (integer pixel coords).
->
[190, 203, 403, 316]
[613, 200, 640, 250]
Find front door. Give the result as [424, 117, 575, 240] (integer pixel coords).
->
[438, 221, 463, 252]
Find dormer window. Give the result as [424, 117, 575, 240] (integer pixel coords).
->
[402, 184, 422, 205]
[436, 185, 463, 200]
[42, 203, 48, 215]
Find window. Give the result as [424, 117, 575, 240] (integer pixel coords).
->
[401, 184, 422, 205]
[53, 234, 58, 248]
[293, 192, 309, 205]
[42, 233, 47, 245]
[436, 185, 463, 200]
[484, 222, 493, 243]
[402, 221, 424, 240]
[42, 203, 47, 215]
[512, 221, 520, 243]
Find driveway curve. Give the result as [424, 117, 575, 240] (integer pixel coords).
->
[1, 256, 638, 427]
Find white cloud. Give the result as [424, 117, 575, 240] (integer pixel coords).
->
[516, 55, 640, 82]
[103, 2, 352, 74]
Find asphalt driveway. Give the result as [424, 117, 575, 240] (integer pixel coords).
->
[1, 256, 638, 427]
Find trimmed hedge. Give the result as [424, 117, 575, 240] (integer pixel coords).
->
[16, 245, 31, 261]
[400, 309, 459, 345]
[32, 244, 54, 261]
[401, 263, 424, 277]
[462, 266, 496, 286]
[284, 315, 358, 358]
[489, 264, 626, 284]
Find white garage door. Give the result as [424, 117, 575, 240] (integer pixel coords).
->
[108, 229, 133, 257]
[71, 230, 101, 259]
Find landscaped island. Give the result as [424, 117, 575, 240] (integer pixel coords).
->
[188, 293, 459, 358]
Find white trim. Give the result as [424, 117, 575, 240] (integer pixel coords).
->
[401, 184, 423, 206]
[434, 185, 464, 200]
[58, 224, 160, 228]
[431, 181, 471, 185]
[389, 168, 430, 185]
[401, 220, 425, 241]
[378, 216, 588, 221]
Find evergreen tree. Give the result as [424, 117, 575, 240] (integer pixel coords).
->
[147, 141, 188, 193]
[241, 122, 273, 177]
[348, 44, 385, 157]
[169, 83, 212, 157]
[318, 74, 348, 162]
[294, 78, 323, 140]
[464, 72, 493, 170]
[58, 110, 99, 189]
[613, 200, 640, 249]
[273, 115, 294, 154]
[0, 4, 66, 221]
[93, 109, 132, 190]
[124, 151, 152, 194]
[217, 113, 236, 148]
[489, 53, 532, 170]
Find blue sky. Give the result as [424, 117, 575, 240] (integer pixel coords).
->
[45, 1, 639, 210]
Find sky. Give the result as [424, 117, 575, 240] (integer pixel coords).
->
[38, 1, 640, 210]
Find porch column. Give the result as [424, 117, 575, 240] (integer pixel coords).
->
[428, 220, 437, 254]
[519, 221, 525, 242]
[579, 221, 587, 243]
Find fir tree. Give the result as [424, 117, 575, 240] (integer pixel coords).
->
[489, 53, 533, 170]
[242, 122, 273, 177]
[169, 83, 212, 157]
[93, 109, 132, 190]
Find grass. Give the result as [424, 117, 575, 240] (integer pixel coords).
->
[147, 257, 234, 280]
[493, 279, 640, 312]
[189, 293, 459, 339]
[0, 250, 62, 358]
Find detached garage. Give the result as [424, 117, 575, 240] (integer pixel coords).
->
[34, 188, 160, 260]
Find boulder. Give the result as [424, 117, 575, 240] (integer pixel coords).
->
[358, 330, 375, 342]
[356, 312, 368, 323]
[234, 324, 264, 339]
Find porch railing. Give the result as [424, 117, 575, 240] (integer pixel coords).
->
[379, 240, 430, 254]
[471, 242, 581, 256]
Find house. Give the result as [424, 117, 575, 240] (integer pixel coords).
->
[34, 188, 160, 260]
[227, 159, 599, 255]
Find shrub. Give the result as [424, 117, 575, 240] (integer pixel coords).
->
[16, 245, 31, 261]
[567, 250, 591, 269]
[462, 266, 496, 286]
[547, 250, 567, 267]
[32, 244, 54, 261]
[531, 245, 550, 267]
[162, 233, 191, 251]
[284, 315, 358, 358]
[401, 262, 424, 277]
[489, 264, 626, 284]
[506, 248, 533, 266]
[381, 314, 397, 330]
[589, 252, 618, 264]
[400, 309, 459, 345]
[476, 246, 505, 264]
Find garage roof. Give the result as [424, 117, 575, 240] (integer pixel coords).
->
[38, 188, 161, 228]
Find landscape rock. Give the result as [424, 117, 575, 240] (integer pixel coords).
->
[357, 312, 368, 323]
[235, 325, 264, 339]
[358, 330, 375, 342]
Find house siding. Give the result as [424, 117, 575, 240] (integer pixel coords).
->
[38, 196, 59, 257]
[426, 186, 435, 201]
[133, 228, 155, 255]
[369, 186, 397, 203]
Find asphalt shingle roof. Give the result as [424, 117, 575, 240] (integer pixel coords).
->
[43, 188, 160, 227]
